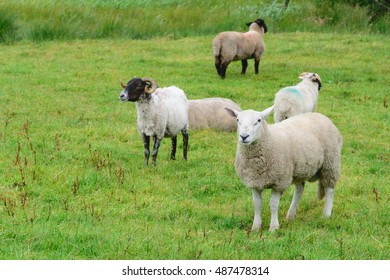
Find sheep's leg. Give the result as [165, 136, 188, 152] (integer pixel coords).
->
[219, 61, 230, 79]
[215, 59, 221, 75]
[269, 190, 281, 231]
[323, 187, 334, 217]
[241, 60, 248, 74]
[170, 136, 177, 160]
[286, 183, 305, 221]
[251, 189, 262, 231]
[142, 134, 150, 166]
[182, 130, 189, 160]
[151, 136, 162, 166]
[254, 58, 260, 74]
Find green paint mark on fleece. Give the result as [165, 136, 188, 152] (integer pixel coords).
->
[283, 87, 302, 97]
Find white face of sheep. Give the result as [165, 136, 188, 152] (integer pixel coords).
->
[225, 106, 274, 145]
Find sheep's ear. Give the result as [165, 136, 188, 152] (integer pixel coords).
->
[260, 106, 274, 120]
[256, 19, 267, 33]
[311, 73, 322, 90]
[299, 72, 308, 80]
[312, 73, 321, 83]
[245, 22, 253, 26]
[225, 107, 240, 118]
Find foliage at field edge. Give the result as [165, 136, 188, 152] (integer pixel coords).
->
[0, 0, 389, 42]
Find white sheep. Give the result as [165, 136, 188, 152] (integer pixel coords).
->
[212, 18, 267, 79]
[225, 106, 342, 231]
[273, 72, 322, 122]
[188, 97, 241, 131]
[119, 77, 189, 166]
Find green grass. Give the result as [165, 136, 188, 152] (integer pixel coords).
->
[0, 32, 389, 260]
[0, 0, 389, 42]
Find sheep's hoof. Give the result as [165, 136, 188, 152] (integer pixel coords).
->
[269, 223, 280, 232]
[286, 213, 296, 221]
[251, 224, 262, 232]
[286, 216, 295, 222]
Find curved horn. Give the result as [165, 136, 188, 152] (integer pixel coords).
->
[142, 77, 158, 94]
[120, 80, 126, 89]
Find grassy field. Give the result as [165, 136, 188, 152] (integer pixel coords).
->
[0, 31, 389, 259]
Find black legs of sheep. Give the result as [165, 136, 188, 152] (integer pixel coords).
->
[254, 59, 260, 74]
[142, 134, 151, 166]
[215, 59, 228, 79]
[215, 59, 260, 79]
[182, 130, 189, 160]
[151, 136, 162, 166]
[142, 134, 162, 166]
[242, 59, 261, 75]
[170, 136, 177, 160]
[171, 130, 189, 162]
[142, 131, 189, 166]
[241, 60, 248, 74]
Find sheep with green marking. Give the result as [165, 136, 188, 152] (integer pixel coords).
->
[273, 72, 322, 122]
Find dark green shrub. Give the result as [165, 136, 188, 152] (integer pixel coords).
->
[0, 10, 17, 43]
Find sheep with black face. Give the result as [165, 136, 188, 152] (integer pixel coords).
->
[212, 18, 267, 79]
[119, 77, 189, 166]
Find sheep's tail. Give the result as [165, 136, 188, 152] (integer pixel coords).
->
[317, 184, 325, 200]
[212, 38, 222, 60]
[276, 100, 290, 115]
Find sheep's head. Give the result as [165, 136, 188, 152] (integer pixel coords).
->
[246, 18, 267, 33]
[299, 72, 322, 90]
[119, 77, 158, 102]
[225, 106, 274, 145]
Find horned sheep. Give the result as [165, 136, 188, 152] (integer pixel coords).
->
[212, 19, 267, 79]
[225, 106, 342, 231]
[188, 97, 241, 131]
[273, 72, 322, 122]
[119, 77, 189, 166]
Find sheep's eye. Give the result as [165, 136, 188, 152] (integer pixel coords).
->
[236, 118, 239, 122]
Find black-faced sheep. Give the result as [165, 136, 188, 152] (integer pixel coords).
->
[119, 77, 189, 166]
[188, 97, 241, 131]
[212, 18, 267, 79]
[274, 72, 322, 122]
[225, 106, 342, 231]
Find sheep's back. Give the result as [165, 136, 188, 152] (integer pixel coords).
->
[270, 113, 342, 181]
[213, 32, 262, 60]
[188, 98, 241, 131]
[274, 87, 305, 122]
[153, 87, 189, 136]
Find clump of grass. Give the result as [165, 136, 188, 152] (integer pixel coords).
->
[0, 9, 17, 43]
